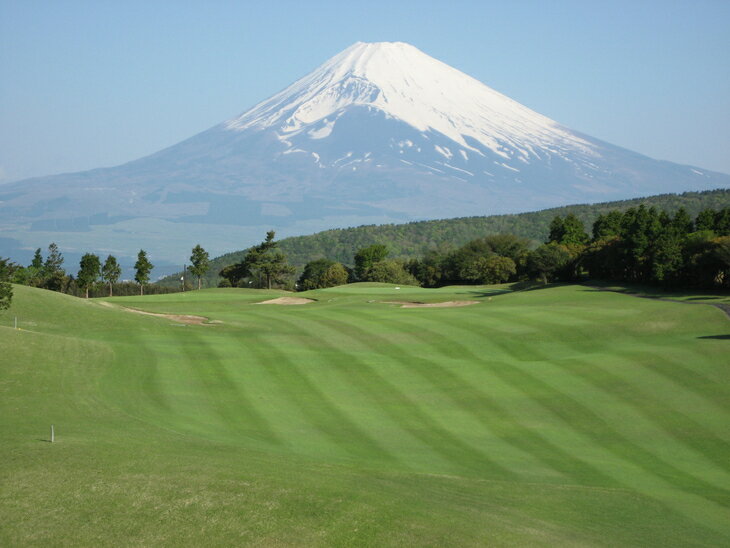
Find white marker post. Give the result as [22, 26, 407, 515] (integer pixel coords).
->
[51, 424, 54, 443]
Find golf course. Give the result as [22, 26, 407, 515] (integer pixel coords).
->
[1, 282, 729, 546]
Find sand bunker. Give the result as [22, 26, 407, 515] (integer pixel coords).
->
[257, 297, 315, 305]
[382, 300, 479, 308]
[98, 301, 210, 325]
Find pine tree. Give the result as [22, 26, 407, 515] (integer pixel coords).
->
[101, 255, 122, 297]
[189, 244, 210, 290]
[134, 250, 153, 296]
[77, 253, 101, 298]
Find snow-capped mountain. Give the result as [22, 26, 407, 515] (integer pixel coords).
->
[1, 41, 727, 266]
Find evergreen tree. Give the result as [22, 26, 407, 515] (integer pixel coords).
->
[716, 208, 730, 236]
[42, 243, 65, 291]
[240, 231, 295, 289]
[77, 253, 101, 298]
[0, 258, 14, 311]
[694, 209, 716, 232]
[31, 248, 43, 269]
[672, 207, 693, 235]
[189, 244, 210, 290]
[134, 250, 153, 295]
[101, 255, 122, 297]
[592, 210, 623, 240]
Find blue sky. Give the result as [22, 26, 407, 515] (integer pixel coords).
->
[1, 0, 729, 183]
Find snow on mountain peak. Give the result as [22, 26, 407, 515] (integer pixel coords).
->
[224, 41, 596, 159]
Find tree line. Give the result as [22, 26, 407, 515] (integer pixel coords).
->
[1, 204, 728, 309]
[290, 205, 730, 291]
[156, 188, 730, 289]
[400, 206, 730, 289]
[0, 243, 212, 303]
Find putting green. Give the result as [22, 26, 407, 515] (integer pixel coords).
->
[1, 283, 728, 546]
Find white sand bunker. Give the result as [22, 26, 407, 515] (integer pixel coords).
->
[257, 297, 315, 305]
[382, 300, 479, 308]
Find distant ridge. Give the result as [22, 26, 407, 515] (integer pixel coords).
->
[157, 188, 730, 287]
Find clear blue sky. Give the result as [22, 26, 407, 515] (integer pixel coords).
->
[1, 0, 729, 183]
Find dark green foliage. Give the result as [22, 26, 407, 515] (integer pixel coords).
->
[548, 214, 589, 246]
[31, 248, 43, 269]
[463, 256, 517, 284]
[592, 210, 623, 240]
[365, 260, 420, 285]
[77, 253, 101, 299]
[321, 262, 349, 288]
[189, 244, 210, 290]
[101, 255, 122, 297]
[528, 243, 572, 284]
[298, 259, 348, 290]
[41, 243, 65, 291]
[354, 244, 389, 280]
[716, 208, 730, 235]
[584, 206, 730, 288]
[134, 250, 154, 296]
[672, 207, 693, 235]
[221, 231, 295, 289]
[694, 209, 715, 231]
[0, 258, 14, 310]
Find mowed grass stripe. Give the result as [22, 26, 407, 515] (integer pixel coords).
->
[574, 352, 730, 478]
[628, 347, 730, 414]
[458, 318, 730, 509]
[292, 311, 534, 477]
[231, 318, 401, 465]
[172, 329, 283, 446]
[263, 309, 516, 479]
[445, 313, 730, 533]
[496, 308, 730, 480]
[351, 307, 622, 487]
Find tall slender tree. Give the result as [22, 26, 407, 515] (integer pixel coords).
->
[189, 244, 210, 290]
[77, 253, 101, 298]
[42, 243, 65, 291]
[101, 255, 122, 297]
[0, 258, 13, 311]
[134, 250, 153, 296]
[31, 248, 43, 269]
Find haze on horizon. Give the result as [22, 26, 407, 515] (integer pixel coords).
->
[1, 0, 729, 185]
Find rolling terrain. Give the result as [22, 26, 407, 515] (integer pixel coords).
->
[1, 283, 729, 545]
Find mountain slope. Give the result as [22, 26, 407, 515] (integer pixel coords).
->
[1, 42, 727, 268]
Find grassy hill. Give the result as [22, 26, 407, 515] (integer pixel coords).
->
[159, 188, 730, 288]
[1, 283, 729, 545]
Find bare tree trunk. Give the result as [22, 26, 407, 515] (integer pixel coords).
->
[198, 277, 202, 290]
[140, 284, 144, 296]
[85, 287, 89, 299]
[109, 282, 113, 297]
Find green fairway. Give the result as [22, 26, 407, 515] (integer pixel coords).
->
[1, 283, 729, 546]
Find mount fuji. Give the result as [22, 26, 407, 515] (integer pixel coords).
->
[1, 41, 728, 266]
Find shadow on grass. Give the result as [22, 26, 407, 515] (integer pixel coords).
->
[697, 334, 730, 340]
